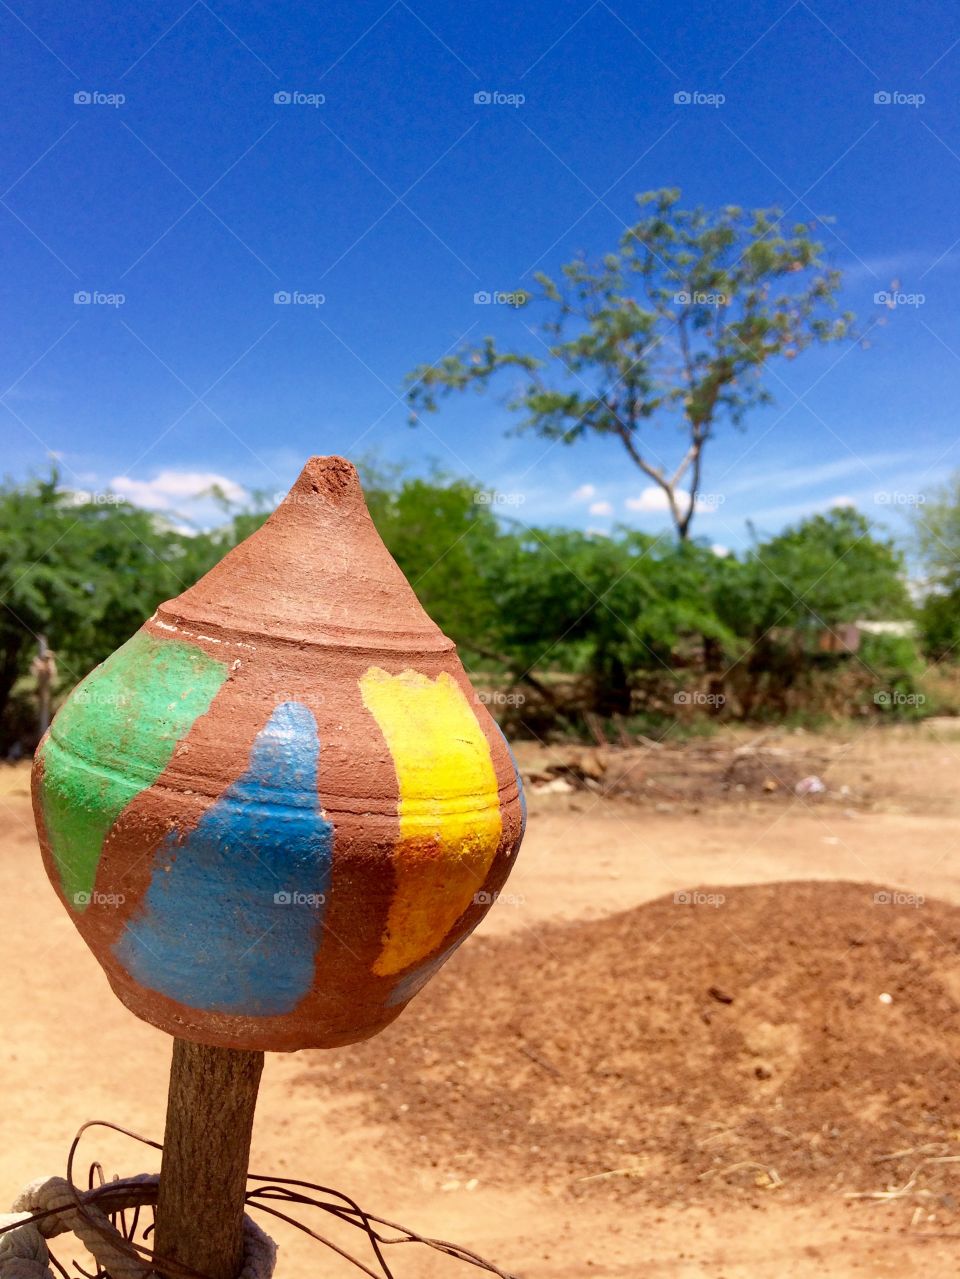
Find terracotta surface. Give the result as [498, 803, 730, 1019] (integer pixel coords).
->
[31, 456, 526, 1051]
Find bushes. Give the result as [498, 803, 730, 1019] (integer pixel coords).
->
[0, 473, 929, 748]
[855, 633, 928, 720]
[0, 471, 265, 752]
[918, 591, 960, 664]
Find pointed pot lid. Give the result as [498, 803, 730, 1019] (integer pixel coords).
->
[157, 456, 453, 653]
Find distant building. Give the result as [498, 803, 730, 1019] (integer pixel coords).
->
[815, 618, 916, 655]
[816, 623, 861, 654]
[854, 619, 917, 637]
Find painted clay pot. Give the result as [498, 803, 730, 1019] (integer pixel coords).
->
[32, 456, 526, 1051]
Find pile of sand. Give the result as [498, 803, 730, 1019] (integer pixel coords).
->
[303, 882, 960, 1204]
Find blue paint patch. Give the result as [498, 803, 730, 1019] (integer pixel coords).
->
[114, 702, 333, 1016]
[499, 729, 527, 843]
[386, 937, 466, 1007]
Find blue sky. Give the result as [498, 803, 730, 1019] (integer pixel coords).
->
[2, 0, 958, 548]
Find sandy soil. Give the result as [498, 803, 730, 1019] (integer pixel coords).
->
[4, 720, 960, 1276]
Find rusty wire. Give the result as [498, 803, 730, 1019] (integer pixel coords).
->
[0, 1120, 521, 1279]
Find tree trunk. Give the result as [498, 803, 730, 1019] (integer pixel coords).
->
[0, 634, 24, 752]
[592, 655, 633, 716]
[154, 1039, 264, 1279]
[702, 634, 725, 713]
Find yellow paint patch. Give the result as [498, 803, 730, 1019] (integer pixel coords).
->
[360, 667, 502, 976]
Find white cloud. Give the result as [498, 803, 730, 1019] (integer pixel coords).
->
[711, 544, 730, 557]
[626, 487, 672, 513]
[843, 251, 959, 285]
[110, 470, 248, 511]
[572, 483, 596, 502]
[588, 499, 614, 516]
[751, 492, 864, 526]
[624, 487, 715, 515]
[724, 452, 915, 498]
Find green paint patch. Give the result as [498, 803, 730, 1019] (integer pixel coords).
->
[38, 632, 228, 909]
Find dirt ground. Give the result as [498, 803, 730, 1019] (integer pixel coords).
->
[5, 720, 960, 1277]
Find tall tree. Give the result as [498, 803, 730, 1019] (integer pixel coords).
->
[911, 472, 960, 660]
[406, 189, 853, 539]
[913, 471, 960, 595]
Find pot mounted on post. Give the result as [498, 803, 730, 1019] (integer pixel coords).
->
[30, 455, 526, 1278]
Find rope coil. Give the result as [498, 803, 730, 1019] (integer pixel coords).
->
[0, 1177, 276, 1279]
[0, 1123, 519, 1279]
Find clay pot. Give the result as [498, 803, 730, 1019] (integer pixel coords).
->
[32, 457, 525, 1050]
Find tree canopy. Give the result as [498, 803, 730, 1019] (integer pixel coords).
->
[407, 189, 853, 539]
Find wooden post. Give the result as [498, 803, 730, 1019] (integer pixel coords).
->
[154, 1039, 264, 1279]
